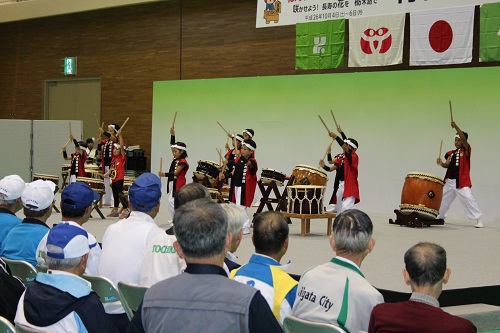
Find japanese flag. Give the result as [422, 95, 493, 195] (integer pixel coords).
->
[349, 13, 405, 67]
[410, 6, 475, 66]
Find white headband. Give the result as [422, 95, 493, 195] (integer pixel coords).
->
[171, 144, 186, 151]
[78, 145, 86, 150]
[108, 124, 116, 132]
[234, 135, 244, 142]
[344, 139, 357, 149]
[454, 134, 460, 139]
[242, 142, 255, 151]
[244, 130, 253, 138]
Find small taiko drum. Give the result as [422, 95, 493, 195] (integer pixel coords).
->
[260, 168, 286, 186]
[287, 185, 326, 215]
[61, 164, 71, 176]
[76, 177, 105, 194]
[123, 177, 135, 195]
[193, 160, 220, 184]
[291, 164, 328, 186]
[400, 172, 445, 219]
[33, 173, 59, 186]
[208, 188, 220, 202]
[220, 185, 230, 200]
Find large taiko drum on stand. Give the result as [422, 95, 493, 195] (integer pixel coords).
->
[291, 164, 328, 186]
[33, 174, 60, 187]
[400, 172, 444, 219]
[287, 185, 326, 214]
[76, 177, 105, 194]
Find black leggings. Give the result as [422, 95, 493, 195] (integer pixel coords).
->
[111, 180, 128, 209]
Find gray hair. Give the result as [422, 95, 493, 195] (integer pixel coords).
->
[332, 209, 373, 254]
[45, 244, 82, 270]
[174, 183, 210, 209]
[221, 203, 245, 237]
[173, 198, 227, 259]
[404, 242, 447, 286]
[0, 193, 17, 207]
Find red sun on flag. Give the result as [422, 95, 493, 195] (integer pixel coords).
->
[428, 20, 453, 53]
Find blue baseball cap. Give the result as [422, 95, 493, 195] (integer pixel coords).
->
[46, 223, 89, 259]
[61, 182, 99, 209]
[129, 173, 162, 212]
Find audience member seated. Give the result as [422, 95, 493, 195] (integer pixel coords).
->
[222, 203, 245, 274]
[0, 175, 25, 250]
[0, 180, 55, 266]
[15, 223, 118, 333]
[368, 242, 477, 333]
[36, 182, 101, 275]
[99, 173, 165, 331]
[230, 211, 297, 324]
[126, 199, 283, 333]
[139, 183, 209, 286]
[292, 209, 383, 333]
[0, 258, 25, 324]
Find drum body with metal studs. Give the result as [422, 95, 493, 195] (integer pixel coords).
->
[400, 172, 444, 219]
[291, 164, 328, 186]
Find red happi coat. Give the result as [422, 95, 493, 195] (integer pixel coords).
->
[444, 145, 472, 188]
[343, 149, 360, 204]
[231, 155, 258, 207]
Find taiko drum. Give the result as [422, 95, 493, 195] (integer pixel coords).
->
[291, 164, 328, 187]
[400, 172, 444, 219]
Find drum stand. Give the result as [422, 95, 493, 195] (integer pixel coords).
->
[90, 193, 106, 219]
[254, 176, 295, 223]
[192, 175, 226, 203]
[389, 209, 445, 228]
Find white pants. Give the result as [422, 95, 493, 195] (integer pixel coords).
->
[69, 175, 77, 183]
[168, 181, 175, 217]
[335, 181, 356, 213]
[103, 166, 113, 205]
[235, 186, 251, 230]
[334, 181, 345, 213]
[437, 179, 483, 220]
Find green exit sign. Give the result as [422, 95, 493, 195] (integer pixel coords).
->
[63, 57, 77, 75]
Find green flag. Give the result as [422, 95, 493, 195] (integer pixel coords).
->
[480, 2, 500, 62]
[296, 19, 345, 70]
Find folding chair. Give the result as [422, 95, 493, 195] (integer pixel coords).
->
[1, 258, 37, 286]
[14, 324, 52, 333]
[283, 316, 348, 333]
[117, 281, 148, 320]
[0, 316, 15, 333]
[82, 275, 128, 317]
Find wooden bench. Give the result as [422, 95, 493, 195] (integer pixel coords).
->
[281, 212, 336, 236]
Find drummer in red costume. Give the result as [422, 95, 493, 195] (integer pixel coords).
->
[62, 134, 87, 184]
[328, 130, 359, 213]
[96, 124, 120, 206]
[320, 125, 347, 213]
[158, 127, 189, 216]
[436, 121, 483, 228]
[222, 139, 257, 235]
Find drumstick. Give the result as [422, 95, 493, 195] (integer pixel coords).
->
[116, 117, 130, 135]
[321, 140, 334, 161]
[95, 116, 100, 129]
[438, 140, 443, 159]
[172, 111, 177, 128]
[59, 138, 72, 154]
[217, 121, 230, 136]
[330, 110, 338, 128]
[318, 115, 331, 134]
[449, 100, 454, 122]
[160, 157, 163, 173]
[69, 122, 72, 136]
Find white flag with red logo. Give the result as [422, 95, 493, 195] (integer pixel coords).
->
[410, 6, 474, 66]
[349, 13, 405, 67]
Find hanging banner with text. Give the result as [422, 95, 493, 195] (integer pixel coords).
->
[256, 0, 500, 28]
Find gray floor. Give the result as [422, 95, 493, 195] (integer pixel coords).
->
[48, 191, 500, 294]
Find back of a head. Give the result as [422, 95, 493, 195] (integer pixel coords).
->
[332, 209, 373, 253]
[174, 182, 210, 209]
[404, 242, 447, 287]
[129, 173, 162, 213]
[173, 198, 227, 259]
[221, 203, 245, 237]
[253, 211, 289, 256]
